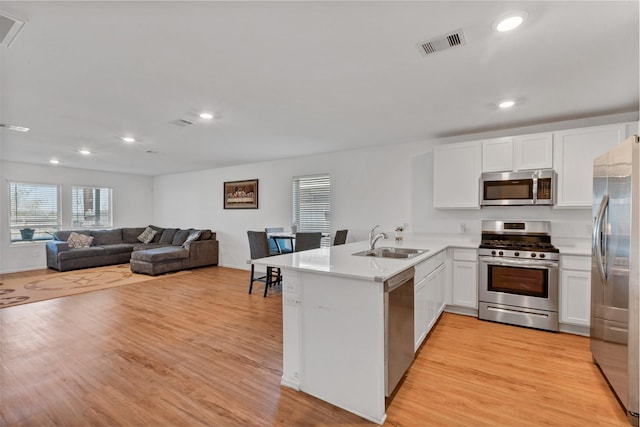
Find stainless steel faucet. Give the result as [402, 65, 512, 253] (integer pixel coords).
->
[369, 225, 388, 251]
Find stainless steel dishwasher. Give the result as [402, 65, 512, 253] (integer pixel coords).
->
[384, 267, 415, 396]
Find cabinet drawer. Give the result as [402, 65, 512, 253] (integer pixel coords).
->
[415, 257, 438, 282]
[415, 250, 445, 281]
[453, 248, 477, 262]
[562, 255, 591, 271]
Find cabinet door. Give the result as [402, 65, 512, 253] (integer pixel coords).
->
[513, 133, 553, 171]
[433, 141, 482, 208]
[560, 269, 591, 327]
[414, 278, 428, 351]
[452, 260, 477, 308]
[482, 137, 513, 172]
[554, 124, 625, 207]
[431, 264, 447, 325]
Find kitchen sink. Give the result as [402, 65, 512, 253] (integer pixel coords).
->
[352, 247, 428, 259]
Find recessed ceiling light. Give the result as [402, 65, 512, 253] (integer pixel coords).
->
[199, 112, 214, 120]
[121, 136, 136, 143]
[0, 123, 30, 132]
[49, 159, 60, 164]
[494, 11, 527, 32]
[498, 100, 516, 109]
[79, 149, 91, 155]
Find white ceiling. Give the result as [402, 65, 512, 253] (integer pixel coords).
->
[0, 1, 638, 176]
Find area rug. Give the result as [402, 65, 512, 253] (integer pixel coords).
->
[0, 264, 187, 309]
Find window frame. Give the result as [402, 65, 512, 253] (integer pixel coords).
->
[71, 185, 114, 229]
[8, 181, 61, 243]
[292, 173, 331, 247]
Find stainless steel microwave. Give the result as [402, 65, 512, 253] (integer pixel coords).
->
[481, 170, 555, 206]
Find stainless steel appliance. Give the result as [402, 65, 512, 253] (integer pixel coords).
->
[591, 135, 639, 426]
[478, 220, 559, 331]
[481, 170, 555, 206]
[384, 267, 414, 397]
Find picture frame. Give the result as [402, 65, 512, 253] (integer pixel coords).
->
[224, 179, 259, 209]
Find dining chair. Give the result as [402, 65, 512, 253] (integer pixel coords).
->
[294, 232, 322, 252]
[265, 227, 293, 255]
[247, 231, 281, 297]
[333, 229, 348, 245]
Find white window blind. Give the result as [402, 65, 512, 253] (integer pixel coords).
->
[72, 186, 113, 228]
[292, 174, 331, 247]
[9, 182, 60, 242]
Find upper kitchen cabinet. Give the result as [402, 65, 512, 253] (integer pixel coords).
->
[433, 141, 481, 208]
[554, 124, 626, 208]
[482, 133, 553, 173]
[482, 137, 513, 172]
[513, 133, 554, 171]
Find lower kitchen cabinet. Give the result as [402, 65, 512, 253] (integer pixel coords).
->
[451, 249, 478, 310]
[414, 250, 446, 351]
[560, 255, 591, 331]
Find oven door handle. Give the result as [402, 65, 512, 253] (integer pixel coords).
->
[479, 257, 558, 269]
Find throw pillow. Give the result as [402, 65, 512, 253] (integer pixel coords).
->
[67, 232, 94, 248]
[159, 228, 178, 244]
[182, 230, 202, 247]
[172, 229, 192, 246]
[137, 226, 157, 244]
[149, 225, 165, 243]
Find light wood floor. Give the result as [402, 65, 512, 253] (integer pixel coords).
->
[0, 266, 630, 426]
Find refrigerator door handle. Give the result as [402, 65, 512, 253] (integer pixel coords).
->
[592, 194, 609, 283]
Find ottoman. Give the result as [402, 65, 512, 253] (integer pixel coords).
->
[130, 246, 189, 276]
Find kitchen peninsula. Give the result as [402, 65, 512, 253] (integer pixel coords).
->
[252, 235, 475, 423]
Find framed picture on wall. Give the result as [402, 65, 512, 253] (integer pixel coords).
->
[224, 179, 259, 209]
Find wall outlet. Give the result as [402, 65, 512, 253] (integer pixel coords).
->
[459, 223, 466, 233]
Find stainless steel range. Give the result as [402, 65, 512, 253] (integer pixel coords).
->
[478, 220, 560, 332]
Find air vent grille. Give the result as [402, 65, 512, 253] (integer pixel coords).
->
[418, 28, 467, 56]
[0, 12, 25, 48]
[172, 118, 195, 127]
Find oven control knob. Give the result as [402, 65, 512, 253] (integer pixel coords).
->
[498, 251, 504, 256]
[491, 250, 496, 256]
[531, 253, 536, 257]
[540, 253, 546, 259]
[514, 252, 520, 257]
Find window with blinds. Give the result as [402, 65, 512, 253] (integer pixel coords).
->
[292, 174, 331, 247]
[72, 186, 113, 228]
[9, 182, 60, 242]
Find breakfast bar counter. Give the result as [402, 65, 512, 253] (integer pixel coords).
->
[252, 234, 476, 423]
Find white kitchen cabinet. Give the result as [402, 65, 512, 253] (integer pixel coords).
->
[554, 124, 626, 208]
[482, 137, 513, 172]
[513, 132, 553, 171]
[451, 249, 477, 309]
[426, 264, 446, 332]
[414, 250, 446, 351]
[414, 277, 427, 351]
[433, 141, 481, 208]
[560, 255, 591, 329]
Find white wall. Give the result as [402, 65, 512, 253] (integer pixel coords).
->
[0, 161, 154, 273]
[153, 142, 417, 269]
[153, 114, 638, 271]
[2, 113, 637, 273]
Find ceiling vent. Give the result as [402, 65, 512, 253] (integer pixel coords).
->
[172, 118, 195, 127]
[0, 12, 25, 48]
[418, 28, 467, 56]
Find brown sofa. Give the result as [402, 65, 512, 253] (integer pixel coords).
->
[45, 227, 219, 275]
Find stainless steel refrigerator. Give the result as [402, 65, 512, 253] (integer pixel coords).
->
[591, 135, 640, 426]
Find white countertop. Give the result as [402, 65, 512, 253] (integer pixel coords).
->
[252, 232, 594, 280]
[252, 234, 478, 282]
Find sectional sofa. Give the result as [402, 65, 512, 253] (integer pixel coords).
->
[45, 226, 219, 275]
